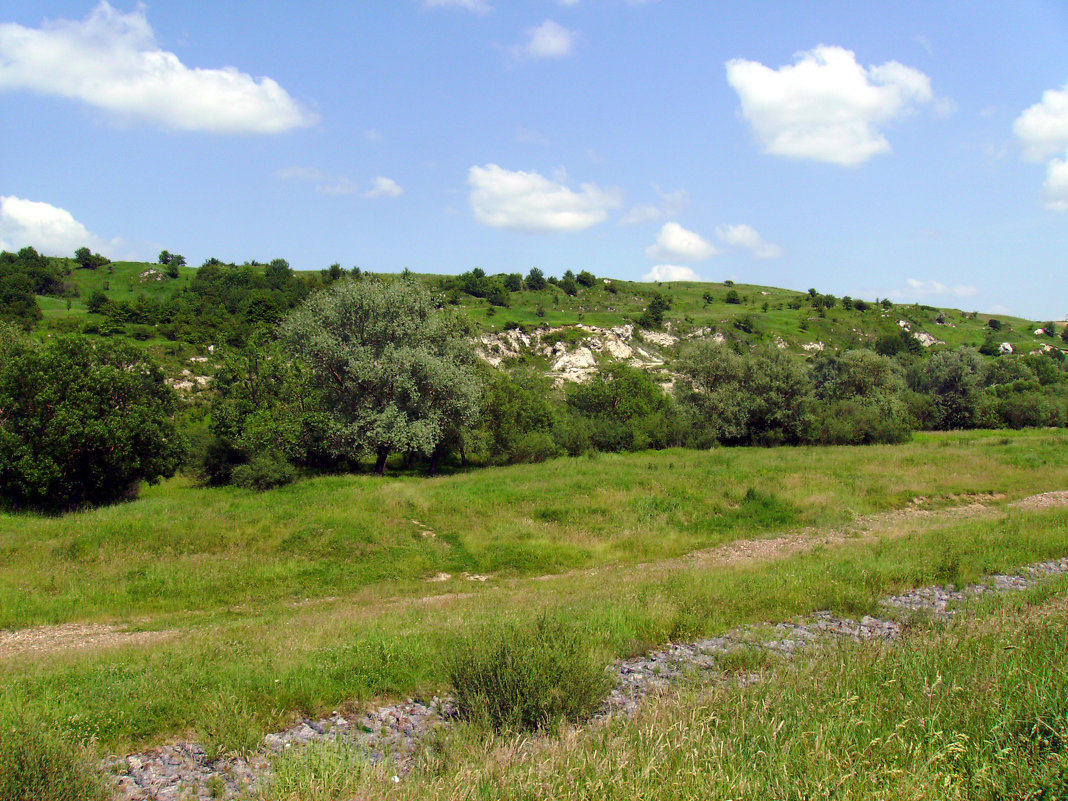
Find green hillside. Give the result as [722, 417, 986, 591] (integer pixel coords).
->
[26, 259, 1064, 361]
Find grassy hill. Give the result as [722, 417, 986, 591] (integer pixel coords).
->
[34, 259, 1063, 362]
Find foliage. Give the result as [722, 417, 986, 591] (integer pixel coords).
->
[280, 277, 482, 474]
[73, 246, 109, 270]
[564, 362, 677, 452]
[449, 616, 611, 733]
[474, 367, 560, 464]
[0, 247, 67, 328]
[0, 331, 182, 512]
[676, 342, 814, 446]
[638, 291, 671, 328]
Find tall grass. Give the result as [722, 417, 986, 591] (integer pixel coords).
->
[0, 710, 109, 801]
[377, 587, 1068, 800]
[449, 616, 611, 733]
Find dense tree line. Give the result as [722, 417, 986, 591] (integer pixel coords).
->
[3, 259, 1068, 510]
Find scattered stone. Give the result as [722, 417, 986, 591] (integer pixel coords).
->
[1000, 342, 1014, 355]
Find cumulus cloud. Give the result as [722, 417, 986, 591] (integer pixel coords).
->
[468, 164, 621, 232]
[890, 278, 978, 301]
[0, 3, 316, 134]
[1013, 83, 1068, 210]
[1014, 83, 1068, 161]
[645, 222, 718, 262]
[621, 186, 688, 225]
[643, 264, 701, 282]
[715, 223, 782, 259]
[0, 195, 113, 255]
[725, 45, 933, 166]
[512, 20, 575, 59]
[363, 177, 404, 199]
[423, 0, 492, 13]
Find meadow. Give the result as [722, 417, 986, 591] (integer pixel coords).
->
[2, 428, 1068, 787]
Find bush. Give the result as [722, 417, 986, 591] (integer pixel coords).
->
[449, 616, 611, 733]
[0, 714, 109, 801]
[231, 452, 297, 491]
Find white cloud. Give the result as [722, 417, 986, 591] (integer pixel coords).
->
[423, 0, 492, 13]
[275, 166, 325, 182]
[1014, 83, 1068, 162]
[365, 129, 382, 142]
[468, 164, 621, 232]
[890, 278, 978, 301]
[0, 195, 112, 256]
[715, 223, 782, 259]
[364, 177, 404, 199]
[1013, 83, 1068, 211]
[725, 45, 933, 166]
[643, 264, 701, 282]
[645, 221, 718, 262]
[512, 20, 575, 60]
[1045, 157, 1068, 211]
[621, 186, 688, 225]
[0, 3, 316, 134]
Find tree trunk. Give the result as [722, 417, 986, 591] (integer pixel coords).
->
[427, 451, 441, 477]
[374, 448, 389, 476]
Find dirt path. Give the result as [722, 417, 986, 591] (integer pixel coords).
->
[0, 623, 175, 660]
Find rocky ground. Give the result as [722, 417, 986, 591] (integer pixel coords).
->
[106, 554, 1068, 800]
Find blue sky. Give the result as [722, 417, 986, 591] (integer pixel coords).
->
[1, 1, 1067, 319]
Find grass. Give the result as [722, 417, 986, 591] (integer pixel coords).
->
[1, 429, 1067, 763]
[37, 260, 1060, 361]
[372, 584, 1068, 801]
[2, 429, 1067, 629]
[0, 707, 110, 801]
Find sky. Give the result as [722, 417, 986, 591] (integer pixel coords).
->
[1, 1, 1067, 320]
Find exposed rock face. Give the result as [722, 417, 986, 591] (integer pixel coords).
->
[802, 341, 825, 352]
[912, 331, 944, 347]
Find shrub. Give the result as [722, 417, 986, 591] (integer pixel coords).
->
[0, 714, 109, 801]
[231, 452, 296, 491]
[449, 616, 611, 733]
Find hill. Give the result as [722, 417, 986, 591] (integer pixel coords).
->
[20, 257, 1065, 369]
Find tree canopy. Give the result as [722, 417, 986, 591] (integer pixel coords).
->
[280, 277, 482, 474]
[0, 327, 182, 511]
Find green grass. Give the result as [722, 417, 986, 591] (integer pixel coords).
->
[375, 584, 1068, 801]
[2, 430, 1067, 629]
[2, 430, 1068, 756]
[37, 261, 1059, 360]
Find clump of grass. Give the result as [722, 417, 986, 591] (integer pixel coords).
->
[259, 738, 385, 801]
[449, 616, 611, 733]
[0, 711, 110, 801]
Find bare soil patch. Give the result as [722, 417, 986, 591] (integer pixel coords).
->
[1011, 489, 1068, 510]
[0, 623, 174, 661]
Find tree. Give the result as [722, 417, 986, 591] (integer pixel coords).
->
[0, 330, 182, 512]
[526, 267, 547, 291]
[74, 246, 109, 270]
[576, 270, 596, 288]
[280, 277, 482, 474]
[638, 292, 671, 328]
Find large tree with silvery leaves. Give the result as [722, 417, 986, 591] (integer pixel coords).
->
[280, 277, 481, 474]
